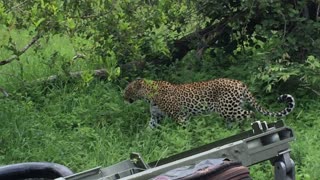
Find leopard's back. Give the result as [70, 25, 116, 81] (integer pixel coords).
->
[153, 78, 251, 121]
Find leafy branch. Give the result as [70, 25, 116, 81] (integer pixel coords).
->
[0, 33, 42, 66]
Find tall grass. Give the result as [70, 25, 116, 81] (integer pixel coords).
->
[0, 81, 236, 170]
[0, 78, 319, 179]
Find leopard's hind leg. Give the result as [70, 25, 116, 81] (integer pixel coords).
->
[223, 106, 253, 130]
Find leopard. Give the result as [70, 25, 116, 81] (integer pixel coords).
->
[124, 78, 295, 128]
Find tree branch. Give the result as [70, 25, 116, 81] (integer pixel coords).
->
[37, 69, 109, 82]
[172, 11, 248, 60]
[0, 33, 42, 66]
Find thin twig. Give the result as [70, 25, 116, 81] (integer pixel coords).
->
[5, 0, 30, 13]
[317, 4, 320, 22]
[305, 86, 320, 96]
[280, 12, 287, 39]
[0, 87, 9, 97]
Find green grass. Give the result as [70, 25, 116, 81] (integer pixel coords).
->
[0, 27, 94, 91]
[0, 25, 319, 180]
[0, 79, 319, 179]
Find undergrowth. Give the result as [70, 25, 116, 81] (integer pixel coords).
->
[0, 79, 318, 179]
[0, 44, 318, 179]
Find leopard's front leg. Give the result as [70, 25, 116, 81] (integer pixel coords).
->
[149, 102, 165, 128]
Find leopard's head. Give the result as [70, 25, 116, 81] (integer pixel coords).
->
[124, 79, 145, 103]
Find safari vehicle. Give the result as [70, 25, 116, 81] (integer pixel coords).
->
[0, 120, 295, 180]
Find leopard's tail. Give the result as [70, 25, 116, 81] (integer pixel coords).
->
[245, 91, 295, 117]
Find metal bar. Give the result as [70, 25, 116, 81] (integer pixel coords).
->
[120, 127, 294, 180]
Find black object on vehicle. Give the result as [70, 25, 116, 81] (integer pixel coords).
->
[152, 158, 251, 180]
[0, 162, 73, 179]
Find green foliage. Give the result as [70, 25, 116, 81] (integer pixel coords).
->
[1, 0, 320, 179]
[191, 0, 320, 96]
[103, 50, 121, 81]
[0, 0, 200, 85]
